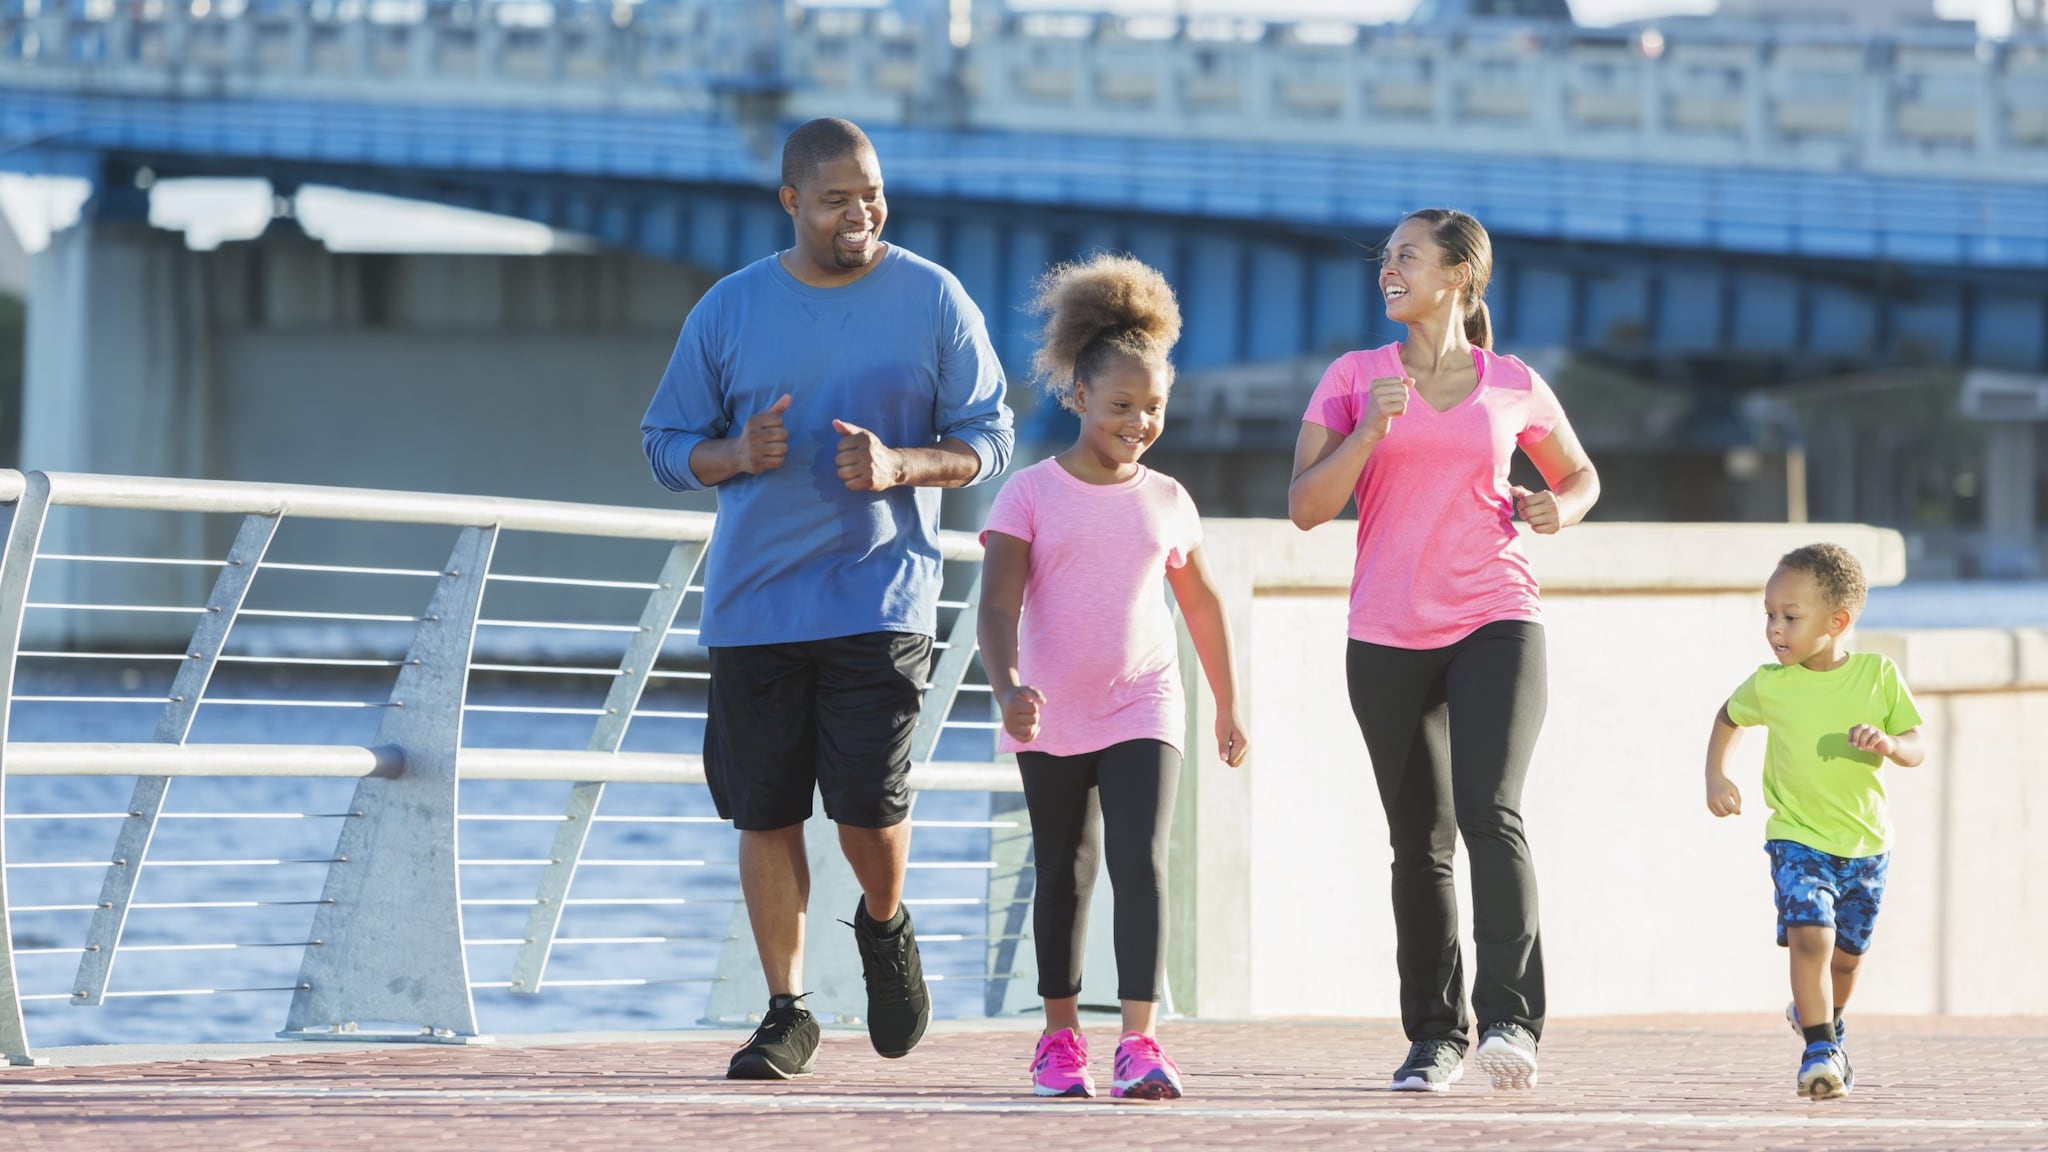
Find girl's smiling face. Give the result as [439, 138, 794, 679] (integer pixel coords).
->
[1072, 355, 1171, 474]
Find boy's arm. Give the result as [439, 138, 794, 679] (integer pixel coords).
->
[1849, 724, 1926, 768]
[1165, 546, 1249, 768]
[1704, 704, 1745, 817]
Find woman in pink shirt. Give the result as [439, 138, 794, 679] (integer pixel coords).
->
[979, 254, 1249, 1102]
[1288, 209, 1601, 1094]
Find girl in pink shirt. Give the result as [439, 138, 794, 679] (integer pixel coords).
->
[979, 254, 1249, 1102]
[1288, 210, 1601, 1095]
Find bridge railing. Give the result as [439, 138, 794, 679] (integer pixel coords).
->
[0, 467, 1033, 1066]
[2, 1, 2044, 179]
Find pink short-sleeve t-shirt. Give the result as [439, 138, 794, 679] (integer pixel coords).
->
[1302, 342, 1564, 650]
[979, 459, 1203, 757]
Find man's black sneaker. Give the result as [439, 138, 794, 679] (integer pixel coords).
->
[727, 993, 820, 1080]
[1475, 1022, 1540, 1090]
[850, 900, 930, 1059]
[1390, 1039, 1466, 1092]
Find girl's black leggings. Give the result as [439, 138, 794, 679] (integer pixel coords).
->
[1347, 620, 1548, 1046]
[1016, 739, 1181, 1003]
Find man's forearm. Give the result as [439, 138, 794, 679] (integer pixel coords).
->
[687, 437, 743, 488]
[895, 438, 983, 489]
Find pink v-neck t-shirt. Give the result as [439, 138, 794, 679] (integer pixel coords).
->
[980, 459, 1203, 756]
[1303, 342, 1564, 650]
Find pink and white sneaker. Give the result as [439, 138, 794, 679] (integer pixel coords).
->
[1111, 1032, 1184, 1100]
[1031, 1028, 1096, 1098]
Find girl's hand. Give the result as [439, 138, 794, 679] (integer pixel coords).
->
[1360, 376, 1411, 441]
[1847, 724, 1897, 759]
[1706, 773, 1742, 818]
[998, 686, 1045, 744]
[1216, 711, 1249, 768]
[1511, 485, 1561, 534]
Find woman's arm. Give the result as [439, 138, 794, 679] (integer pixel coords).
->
[1514, 411, 1602, 533]
[1165, 546, 1249, 767]
[1287, 376, 1411, 531]
[1288, 422, 1371, 530]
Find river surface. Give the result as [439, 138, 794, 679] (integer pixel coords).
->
[4, 668, 1006, 1049]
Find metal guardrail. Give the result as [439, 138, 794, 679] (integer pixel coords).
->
[2, 0, 2044, 180]
[0, 468, 1025, 1066]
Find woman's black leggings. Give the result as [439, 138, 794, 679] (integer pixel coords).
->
[1347, 620, 1548, 1046]
[1016, 739, 1181, 1003]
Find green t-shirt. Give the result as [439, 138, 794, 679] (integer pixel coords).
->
[1724, 651, 1923, 859]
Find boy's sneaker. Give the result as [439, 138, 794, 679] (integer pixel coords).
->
[1390, 1040, 1466, 1093]
[1111, 1032, 1184, 1100]
[1785, 1001, 1847, 1044]
[1031, 1028, 1096, 1098]
[727, 993, 820, 1080]
[849, 900, 931, 1059]
[1798, 1040, 1852, 1099]
[1475, 1023, 1541, 1090]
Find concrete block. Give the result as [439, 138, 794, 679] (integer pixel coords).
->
[1859, 629, 2018, 692]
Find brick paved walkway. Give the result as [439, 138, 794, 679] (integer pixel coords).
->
[3, 1015, 2044, 1151]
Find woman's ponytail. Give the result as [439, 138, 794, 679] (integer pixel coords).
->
[1465, 296, 1493, 351]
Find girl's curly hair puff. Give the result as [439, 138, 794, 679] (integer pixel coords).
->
[1028, 254, 1182, 413]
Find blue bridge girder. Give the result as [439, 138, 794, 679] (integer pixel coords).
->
[3, 0, 2046, 379]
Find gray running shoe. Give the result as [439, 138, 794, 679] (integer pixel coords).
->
[1390, 1039, 1465, 1093]
[1475, 1022, 1540, 1090]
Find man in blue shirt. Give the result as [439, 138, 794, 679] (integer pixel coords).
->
[642, 117, 1013, 1081]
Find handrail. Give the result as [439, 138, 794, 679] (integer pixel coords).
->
[25, 470, 986, 560]
[0, 467, 1013, 1065]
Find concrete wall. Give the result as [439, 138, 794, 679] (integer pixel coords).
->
[1175, 519, 2047, 1019]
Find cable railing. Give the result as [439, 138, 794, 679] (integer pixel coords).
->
[0, 468, 1030, 1067]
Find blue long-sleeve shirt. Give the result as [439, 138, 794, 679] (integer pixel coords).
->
[641, 245, 1013, 647]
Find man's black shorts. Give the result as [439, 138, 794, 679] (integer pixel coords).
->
[703, 631, 933, 831]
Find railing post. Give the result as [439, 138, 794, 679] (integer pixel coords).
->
[703, 575, 986, 1025]
[0, 473, 53, 1066]
[72, 513, 278, 1006]
[983, 783, 1035, 1017]
[509, 540, 704, 993]
[281, 525, 497, 1042]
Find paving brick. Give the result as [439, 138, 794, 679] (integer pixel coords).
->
[1, 1016, 2043, 1151]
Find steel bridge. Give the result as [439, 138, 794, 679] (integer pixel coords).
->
[3, 0, 2045, 384]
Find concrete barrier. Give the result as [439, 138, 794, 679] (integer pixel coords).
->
[1172, 519, 2045, 1019]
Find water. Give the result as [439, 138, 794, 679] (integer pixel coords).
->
[3, 669, 1007, 1050]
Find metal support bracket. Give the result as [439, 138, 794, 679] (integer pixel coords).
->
[509, 540, 704, 994]
[281, 525, 498, 1043]
[0, 474, 54, 1066]
[73, 513, 278, 1005]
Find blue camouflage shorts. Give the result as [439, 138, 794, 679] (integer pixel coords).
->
[1766, 839, 1889, 955]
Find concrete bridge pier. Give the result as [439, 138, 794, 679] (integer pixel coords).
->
[17, 199, 721, 648]
[21, 192, 220, 647]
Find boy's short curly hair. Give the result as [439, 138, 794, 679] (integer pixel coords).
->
[1778, 543, 1868, 616]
